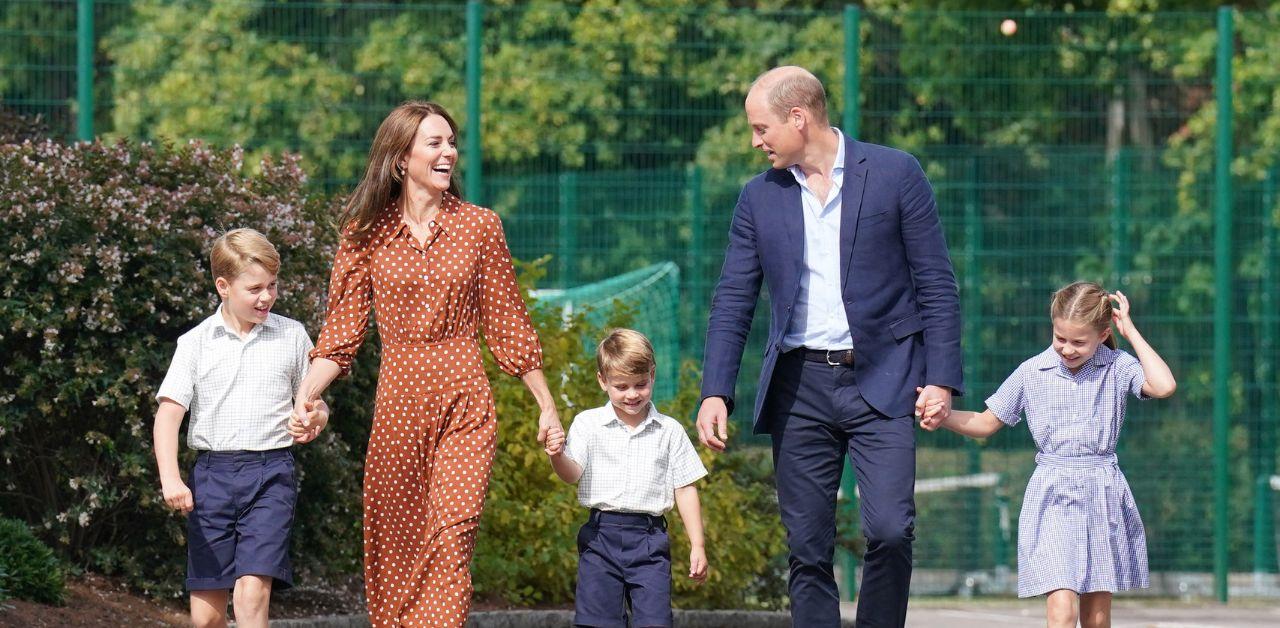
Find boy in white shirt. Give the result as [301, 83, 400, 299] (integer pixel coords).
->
[544, 328, 708, 628]
[153, 228, 328, 628]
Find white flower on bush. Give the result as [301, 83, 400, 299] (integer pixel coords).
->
[78, 512, 90, 527]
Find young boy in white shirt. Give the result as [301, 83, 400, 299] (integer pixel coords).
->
[153, 228, 328, 628]
[543, 328, 708, 627]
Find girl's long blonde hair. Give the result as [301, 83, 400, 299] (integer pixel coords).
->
[340, 101, 463, 238]
[1050, 281, 1116, 349]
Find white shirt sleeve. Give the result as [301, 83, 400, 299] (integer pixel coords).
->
[667, 426, 708, 489]
[292, 325, 315, 397]
[155, 335, 197, 409]
[564, 413, 590, 469]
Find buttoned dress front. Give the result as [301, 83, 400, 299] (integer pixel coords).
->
[311, 193, 542, 627]
[986, 345, 1150, 597]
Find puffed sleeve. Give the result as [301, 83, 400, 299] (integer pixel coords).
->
[986, 364, 1027, 427]
[477, 209, 543, 377]
[309, 226, 376, 377]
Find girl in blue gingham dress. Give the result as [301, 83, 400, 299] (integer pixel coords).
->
[917, 282, 1176, 628]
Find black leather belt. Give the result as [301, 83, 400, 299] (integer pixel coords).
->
[792, 347, 856, 366]
[589, 508, 667, 530]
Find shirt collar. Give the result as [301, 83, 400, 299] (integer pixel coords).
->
[382, 191, 463, 248]
[787, 127, 846, 184]
[596, 401, 662, 431]
[1030, 344, 1118, 372]
[206, 306, 277, 340]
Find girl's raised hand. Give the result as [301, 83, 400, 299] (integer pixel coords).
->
[1110, 290, 1135, 339]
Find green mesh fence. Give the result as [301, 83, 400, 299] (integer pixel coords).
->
[530, 262, 680, 401]
[4, 0, 1280, 599]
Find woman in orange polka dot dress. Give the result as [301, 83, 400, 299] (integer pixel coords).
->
[294, 102, 562, 627]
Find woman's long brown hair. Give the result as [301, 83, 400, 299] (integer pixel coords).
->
[340, 101, 463, 237]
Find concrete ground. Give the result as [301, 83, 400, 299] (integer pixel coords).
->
[838, 598, 1280, 627]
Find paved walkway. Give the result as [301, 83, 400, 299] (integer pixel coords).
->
[838, 599, 1280, 627]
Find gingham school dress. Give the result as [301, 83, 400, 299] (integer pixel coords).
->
[986, 345, 1150, 597]
[311, 193, 542, 627]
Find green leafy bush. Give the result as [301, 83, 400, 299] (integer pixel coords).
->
[0, 138, 366, 596]
[0, 517, 65, 604]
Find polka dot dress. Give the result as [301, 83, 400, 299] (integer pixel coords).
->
[311, 193, 543, 627]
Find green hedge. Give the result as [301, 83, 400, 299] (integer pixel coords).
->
[0, 517, 65, 604]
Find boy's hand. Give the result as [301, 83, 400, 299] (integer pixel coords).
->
[160, 477, 194, 515]
[543, 423, 565, 457]
[289, 399, 329, 444]
[914, 386, 947, 431]
[688, 546, 708, 583]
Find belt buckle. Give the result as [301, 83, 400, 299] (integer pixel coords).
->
[826, 349, 841, 366]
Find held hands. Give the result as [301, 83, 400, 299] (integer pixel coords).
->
[160, 477, 194, 515]
[914, 386, 951, 431]
[536, 405, 563, 455]
[288, 398, 330, 444]
[695, 397, 730, 452]
[1110, 290, 1136, 340]
[688, 546, 708, 583]
[543, 423, 565, 457]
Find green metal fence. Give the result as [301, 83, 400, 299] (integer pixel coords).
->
[4, 0, 1280, 602]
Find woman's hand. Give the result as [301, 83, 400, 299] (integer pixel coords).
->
[537, 404, 562, 450]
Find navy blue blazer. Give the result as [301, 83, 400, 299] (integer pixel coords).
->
[701, 136, 964, 434]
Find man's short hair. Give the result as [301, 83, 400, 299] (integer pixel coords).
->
[210, 228, 281, 280]
[753, 67, 830, 125]
[596, 328, 657, 378]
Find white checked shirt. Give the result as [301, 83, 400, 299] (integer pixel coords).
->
[783, 128, 852, 351]
[564, 402, 708, 516]
[155, 309, 313, 451]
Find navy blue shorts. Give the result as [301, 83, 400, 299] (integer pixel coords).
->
[574, 509, 672, 628]
[186, 448, 297, 591]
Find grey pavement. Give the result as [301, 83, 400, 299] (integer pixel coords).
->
[840, 599, 1280, 628]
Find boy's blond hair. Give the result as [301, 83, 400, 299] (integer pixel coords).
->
[596, 328, 656, 378]
[210, 228, 280, 280]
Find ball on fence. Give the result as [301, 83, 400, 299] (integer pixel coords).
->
[1000, 19, 1018, 36]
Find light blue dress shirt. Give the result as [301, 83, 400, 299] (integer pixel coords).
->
[782, 128, 852, 351]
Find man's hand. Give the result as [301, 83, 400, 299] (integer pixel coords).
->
[914, 385, 952, 431]
[695, 397, 729, 452]
[160, 477, 194, 514]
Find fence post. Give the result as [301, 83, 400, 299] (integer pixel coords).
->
[1256, 167, 1278, 576]
[465, 0, 484, 204]
[558, 172, 578, 288]
[1111, 147, 1131, 285]
[1212, 5, 1234, 604]
[839, 4, 863, 601]
[76, 0, 94, 141]
[843, 5, 861, 139]
[687, 165, 705, 360]
[962, 154, 985, 577]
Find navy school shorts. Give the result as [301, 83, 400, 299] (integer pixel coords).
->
[186, 448, 297, 591]
[574, 508, 673, 628]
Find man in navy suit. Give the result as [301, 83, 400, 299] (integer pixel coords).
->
[696, 66, 963, 627]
